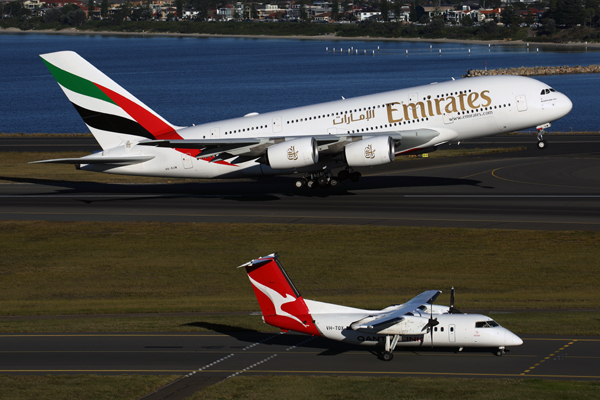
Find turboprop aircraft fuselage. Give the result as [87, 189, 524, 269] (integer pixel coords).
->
[308, 302, 522, 348]
[240, 254, 523, 361]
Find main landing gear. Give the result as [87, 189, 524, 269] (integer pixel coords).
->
[294, 168, 362, 189]
[295, 172, 339, 189]
[380, 334, 400, 361]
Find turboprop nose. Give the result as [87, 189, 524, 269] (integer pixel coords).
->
[505, 329, 523, 346]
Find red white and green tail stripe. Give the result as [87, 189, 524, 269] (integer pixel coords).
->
[40, 51, 183, 149]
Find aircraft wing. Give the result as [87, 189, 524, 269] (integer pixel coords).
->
[349, 290, 441, 333]
[138, 129, 439, 159]
[30, 155, 155, 165]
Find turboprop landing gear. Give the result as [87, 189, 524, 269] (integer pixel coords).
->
[495, 347, 506, 356]
[380, 334, 400, 361]
[536, 123, 551, 150]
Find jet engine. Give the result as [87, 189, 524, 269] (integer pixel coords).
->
[264, 137, 319, 169]
[344, 136, 395, 167]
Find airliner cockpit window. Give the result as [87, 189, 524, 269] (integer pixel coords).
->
[475, 320, 500, 328]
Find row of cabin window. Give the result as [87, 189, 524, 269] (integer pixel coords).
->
[286, 104, 389, 124]
[217, 103, 511, 137]
[223, 125, 268, 136]
[429, 89, 474, 100]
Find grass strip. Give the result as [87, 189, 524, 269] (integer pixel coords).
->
[0, 375, 179, 400]
[0, 312, 598, 336]
[195, 376, 600, 400]
[0, 221, 599, 315]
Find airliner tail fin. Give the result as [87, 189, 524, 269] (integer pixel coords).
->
[40, 51, 182, 149]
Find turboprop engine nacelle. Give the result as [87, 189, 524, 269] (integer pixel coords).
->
[264, 137, 319, 169]
[344, 136, 395, 167]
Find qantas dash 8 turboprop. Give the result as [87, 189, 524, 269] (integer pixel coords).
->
[35, 51, 572, 188]
[240, 254, 522, 361]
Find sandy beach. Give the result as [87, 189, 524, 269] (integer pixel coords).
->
[3, 26, 600, 48]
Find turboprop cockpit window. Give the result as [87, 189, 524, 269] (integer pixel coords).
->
[475, 320, 500, 328]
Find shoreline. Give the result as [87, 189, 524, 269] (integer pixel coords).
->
[3, 26, 600, 48]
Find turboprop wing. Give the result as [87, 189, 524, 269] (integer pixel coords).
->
[349, 290, 441, 333]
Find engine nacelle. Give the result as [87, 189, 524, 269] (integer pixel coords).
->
[265, 137, 319, 169]
[344, 136, 395, 167]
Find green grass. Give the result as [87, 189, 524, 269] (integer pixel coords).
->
[195, 376, 600, 400]
[1, 221, 599, 316]
[0, 375, 179, 400]
[0, 375, 597, 400]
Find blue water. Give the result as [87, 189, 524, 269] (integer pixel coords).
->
[1, 33, 600, 133]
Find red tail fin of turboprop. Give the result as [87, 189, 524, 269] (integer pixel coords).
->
[240, 254, 321, 336]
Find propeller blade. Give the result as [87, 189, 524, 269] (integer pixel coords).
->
[449, 286, 463, 314]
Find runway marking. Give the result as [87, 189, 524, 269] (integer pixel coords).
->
[242, 333, 285, 350]
[520, 339, 576, 376]
[225, 354, 278, 379]
[491, 162, 600, 190]
[203, 369, 600, 379]
[2, 211, 600, 228]
[5, 194, 600, 199]
[197, 353, 235, 371]
[286, 336, 316, 351]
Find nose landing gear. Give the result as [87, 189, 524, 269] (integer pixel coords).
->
[536, 123, 551, 150]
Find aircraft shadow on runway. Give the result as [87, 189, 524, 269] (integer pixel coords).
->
[0, 174, 491, 201]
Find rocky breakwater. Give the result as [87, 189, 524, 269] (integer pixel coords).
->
[463, 65, 600, 77]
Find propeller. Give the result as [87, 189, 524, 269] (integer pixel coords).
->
[448, 286, 463, 314]
[421, 303, 439, 347]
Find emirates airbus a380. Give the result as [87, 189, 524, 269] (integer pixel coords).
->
[34, 51, 572, 188]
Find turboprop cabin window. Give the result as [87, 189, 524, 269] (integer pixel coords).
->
[475, 320, 500, 328]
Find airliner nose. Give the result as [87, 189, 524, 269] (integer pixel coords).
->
[505, 330, 523, 346]
[559, 93, 573, 118]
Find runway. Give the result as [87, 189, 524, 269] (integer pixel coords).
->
[1, 332, 598, 382]
[1, 135, 600, 230]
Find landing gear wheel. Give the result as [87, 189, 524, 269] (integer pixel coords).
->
[306, 180, 316, 188]
[349, 171, 362, 182]
[495, 349, 505, 356]
[317, 176, 329, 187]
[295, 179, 305, 188]
[329, 178, 339, 187]
[381, 351, 394, 361]
[537, 140, 547, 150]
